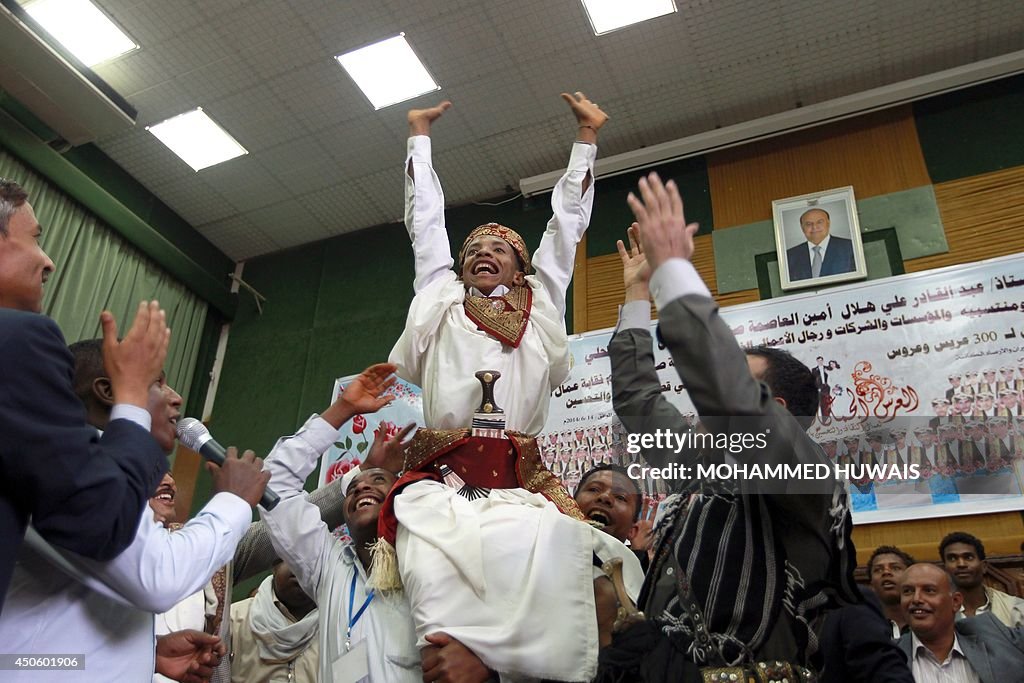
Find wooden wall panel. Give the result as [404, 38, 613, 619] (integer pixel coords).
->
[906, 165, 1024, 273]
[707, 106, 931, 228]
[170, 444, 201, 524]
[852, 512, 1024, 565]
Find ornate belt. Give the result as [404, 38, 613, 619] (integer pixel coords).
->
[701, 661, 817, 683]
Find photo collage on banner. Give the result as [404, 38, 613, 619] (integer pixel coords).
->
[320, 253, 1024, 525]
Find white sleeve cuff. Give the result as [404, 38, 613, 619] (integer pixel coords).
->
[616, 300, 652, 332]
[567, 141, 597, 172]
[110, 404, 152, 432]
[649, 258, 713, 311]
[407, 135, 432, 162]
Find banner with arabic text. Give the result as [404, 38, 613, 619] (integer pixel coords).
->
[322, 254, 1024, 524]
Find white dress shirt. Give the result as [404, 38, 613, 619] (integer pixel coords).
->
[0, 490, 250, 682]
[389, 134, 596, 436]
[910, 633, 981, 683]
[260, 415, 421, 683]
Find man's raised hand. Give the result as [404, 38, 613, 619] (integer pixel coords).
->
[365, 421, 416, 474]
[616, 223, 651, 302]
[340, 363, 397, 414]
[627, 172, 699, 271]
[561, 91, 608, 144]
[100, 300, 171, 408]
[408, 101, 452, 136]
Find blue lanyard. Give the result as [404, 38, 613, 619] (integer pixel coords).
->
[345, 572, 375, 651]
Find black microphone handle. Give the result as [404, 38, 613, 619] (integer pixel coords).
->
[197, 439, 280, 510]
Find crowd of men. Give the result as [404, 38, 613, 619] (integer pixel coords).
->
[2, 90, 1024, 683]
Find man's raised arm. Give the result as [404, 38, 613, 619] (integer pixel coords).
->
[260, 364, 396, 598]
[405, 101, 455, 293]
[532, 92, 608, 317]
[610, 224, 701, 470]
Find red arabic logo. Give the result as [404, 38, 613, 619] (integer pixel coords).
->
[846, 361, 920, 419]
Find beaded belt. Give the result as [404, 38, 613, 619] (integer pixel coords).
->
[700, 660, 817, 683]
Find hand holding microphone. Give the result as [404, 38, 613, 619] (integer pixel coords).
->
[176, 418, 278, 510]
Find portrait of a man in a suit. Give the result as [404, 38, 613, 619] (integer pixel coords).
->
[785, 208, 856, 281]
[774, 187, 865, 291]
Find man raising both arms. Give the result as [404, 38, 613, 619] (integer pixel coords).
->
[369, 94, 643, 681]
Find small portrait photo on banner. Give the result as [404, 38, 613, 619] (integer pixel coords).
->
[773, 186, 867, 291]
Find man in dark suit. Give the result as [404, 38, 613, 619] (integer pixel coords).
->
[785, 208, 856, 281]
[597, 177, 859, 682]
[812, 356, 831, 418]
[814, 586, 914, 683]
[897, 563, 1024, 682]
[0, 177, 170, 613]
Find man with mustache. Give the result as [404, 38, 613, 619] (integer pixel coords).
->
[784, 207, 856, 282]
[898, 563, 1024, 682]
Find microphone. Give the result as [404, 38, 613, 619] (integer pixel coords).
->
[176, 418, 279, 510]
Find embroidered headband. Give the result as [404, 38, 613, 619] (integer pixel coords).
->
[458, 223, 532, 275]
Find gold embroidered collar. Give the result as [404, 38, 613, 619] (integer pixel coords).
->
[463, 285, 532, 348]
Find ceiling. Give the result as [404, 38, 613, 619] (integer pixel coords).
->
[22, 0, 1024, 260]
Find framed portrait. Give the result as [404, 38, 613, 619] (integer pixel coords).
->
[772, 186, 867, 291]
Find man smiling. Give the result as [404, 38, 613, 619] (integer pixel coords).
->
[0, 338, 267, 681]
[785, 207, 856, 281]
[0, 178, 170, 612]
[898, 563, 1024, 682]
[260, 364, 494, 682]
[381, 92, 642, 682]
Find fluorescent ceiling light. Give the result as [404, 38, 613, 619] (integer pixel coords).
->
[581, 0, 677, 35]
[336, 34, 439, 110]
[22, 0, 138, 66]
[147, 108, 247, 172]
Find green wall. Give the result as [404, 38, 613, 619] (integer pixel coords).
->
[914, 73, 1024, 183]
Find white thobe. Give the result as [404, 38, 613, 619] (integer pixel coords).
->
[384, 135, 643, 682]
[389, 134, 592, 436]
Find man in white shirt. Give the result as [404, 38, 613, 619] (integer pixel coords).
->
[0, 340, 269, 681]
[897, 563, 1024, 683]
[382, 94, 642, 681]
[940, 531, 1024, 628]
[261, 364, 492, 682]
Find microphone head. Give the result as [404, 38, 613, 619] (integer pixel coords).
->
[176, 417, 211, 451]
